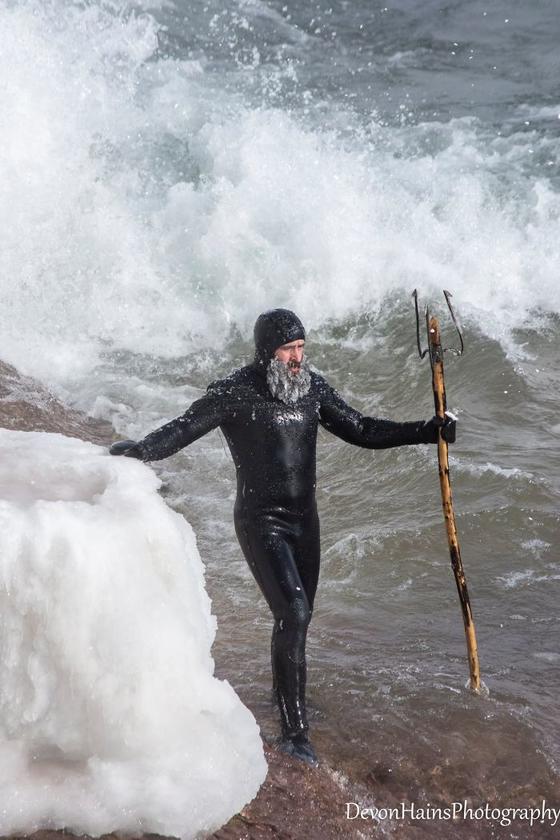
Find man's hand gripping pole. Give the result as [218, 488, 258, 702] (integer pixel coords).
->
[412, 289, 481, 694]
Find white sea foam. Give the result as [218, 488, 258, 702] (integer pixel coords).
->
[533, 652, 560, 663]
[0, 429, 266, 838]
[1, 0, 560, 405]
[515, 103, 560, 121]
[521, 539, 552, 551]
[449, 458, 535, 481]
[496, 568, 560, 589]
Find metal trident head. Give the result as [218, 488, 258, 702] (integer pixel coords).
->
[412, 289, 464, 360]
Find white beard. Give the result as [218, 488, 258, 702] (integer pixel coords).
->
[266, 356, 311, 405]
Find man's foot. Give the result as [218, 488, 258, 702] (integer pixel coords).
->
[278, 733, 318, 767]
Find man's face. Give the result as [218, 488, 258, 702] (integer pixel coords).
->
[274, 340, 305, 374]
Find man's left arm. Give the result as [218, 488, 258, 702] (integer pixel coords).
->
[318, 380, 455, 449]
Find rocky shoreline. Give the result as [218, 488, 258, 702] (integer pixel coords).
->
[0, 360, 112, 444]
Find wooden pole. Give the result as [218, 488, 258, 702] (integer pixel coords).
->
[428, 315, 481, 692]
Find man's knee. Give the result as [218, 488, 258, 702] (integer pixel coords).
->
[281, 596, 311, 631]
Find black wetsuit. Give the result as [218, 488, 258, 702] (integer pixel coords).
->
[136, 362, 438, 738]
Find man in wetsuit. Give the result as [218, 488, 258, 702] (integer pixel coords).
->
[110, 308, 455, 767]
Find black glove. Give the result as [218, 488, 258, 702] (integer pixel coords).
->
[109, 440, 145, 459]
[421, 412, 457, 444]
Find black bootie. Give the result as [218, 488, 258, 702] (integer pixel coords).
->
[278, 732, 318, 767]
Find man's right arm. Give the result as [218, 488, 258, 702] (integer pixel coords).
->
[110, 386, 227, 462]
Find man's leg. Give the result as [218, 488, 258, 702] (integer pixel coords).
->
[293, 507, 321, 611]
[270, 506, 320, 729]
[234, 511, 317, 764]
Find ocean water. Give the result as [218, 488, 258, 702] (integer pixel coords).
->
[0, 0, 559, 835]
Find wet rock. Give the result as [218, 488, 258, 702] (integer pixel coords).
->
[0, 360, 113, 444]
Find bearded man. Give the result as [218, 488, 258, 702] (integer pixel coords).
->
[110, 308, 455, 766]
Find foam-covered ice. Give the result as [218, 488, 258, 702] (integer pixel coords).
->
[0, 429, 267, 838]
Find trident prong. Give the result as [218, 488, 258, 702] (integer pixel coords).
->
[412, 289, 429, 359]
[442, 290, 464, 356]
[412, 289, 465, 360]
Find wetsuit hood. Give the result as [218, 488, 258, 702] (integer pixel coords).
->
[253, 309, 306, 370]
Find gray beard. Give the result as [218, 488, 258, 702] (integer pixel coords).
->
[266, 356, 311, 405]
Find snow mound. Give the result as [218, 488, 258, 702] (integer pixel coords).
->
[0, 429, 266, 838]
